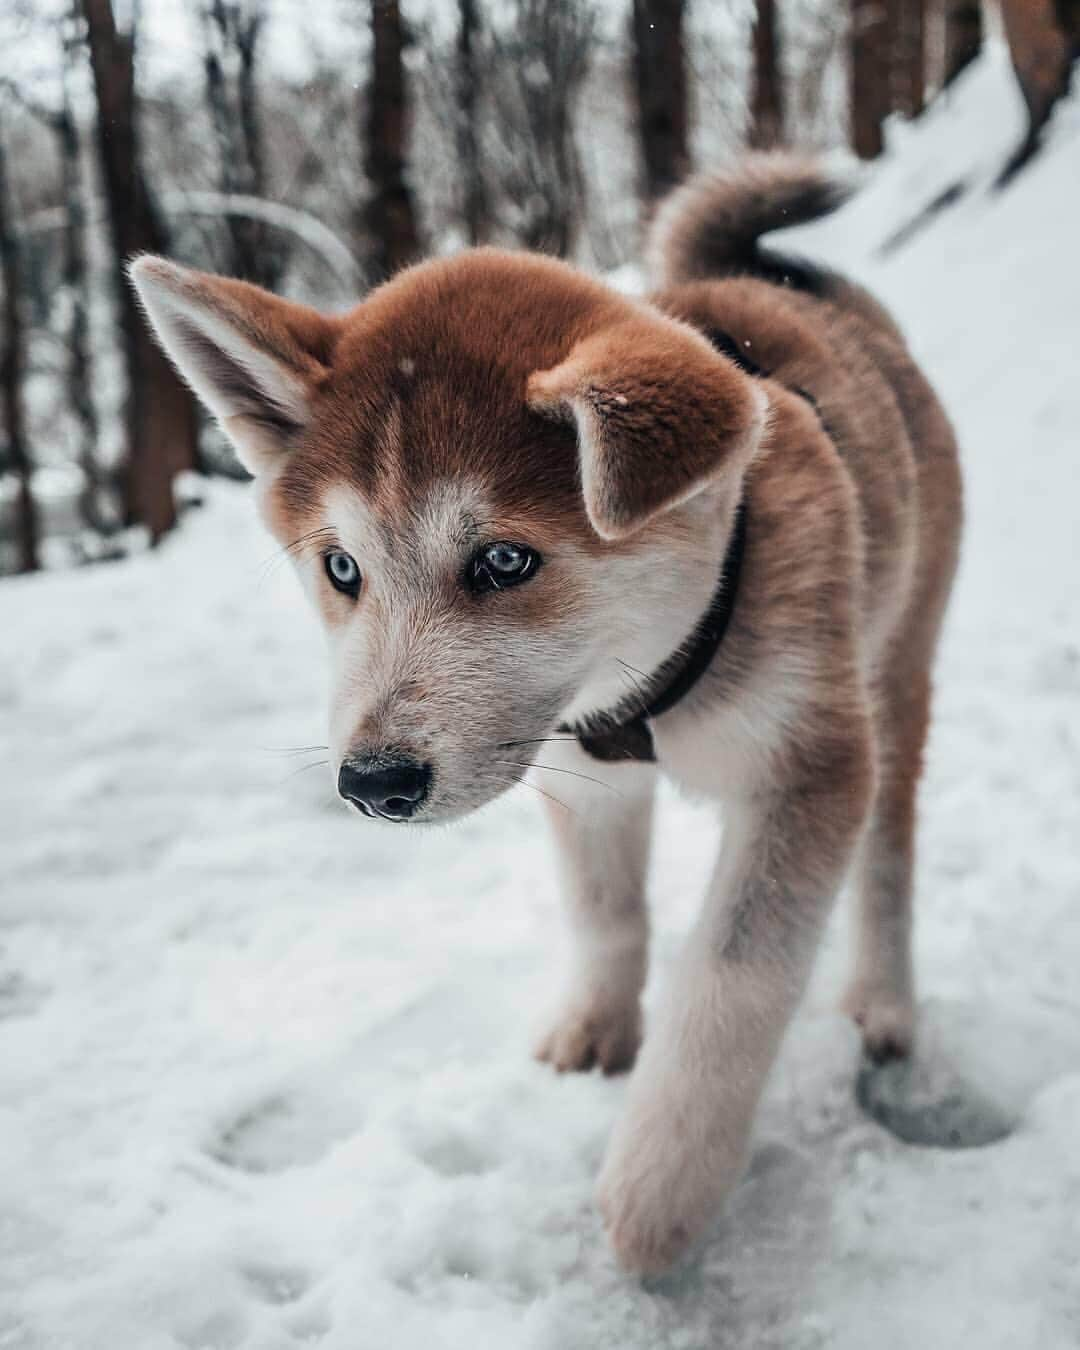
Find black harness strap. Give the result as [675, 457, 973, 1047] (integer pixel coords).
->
[563, 325, 824, 765]
[561, 501, 748, 764]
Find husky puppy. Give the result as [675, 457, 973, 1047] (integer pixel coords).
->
[131, 154, 962, 1274]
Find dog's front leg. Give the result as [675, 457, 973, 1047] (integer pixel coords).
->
[534, 744, 656, 1076]
[597, 740, 874, 1274]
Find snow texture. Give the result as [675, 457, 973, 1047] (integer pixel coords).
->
[2, 48, 1079, 1350]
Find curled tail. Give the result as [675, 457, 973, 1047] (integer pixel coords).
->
[647, 153, 852, 287]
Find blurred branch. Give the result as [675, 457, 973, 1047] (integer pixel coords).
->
[169, 192, 360, 288]
[0, 74, 62, 129]
[21, 190, 360, 290]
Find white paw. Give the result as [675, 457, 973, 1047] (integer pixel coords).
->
[535, 998, 641, 1075]
[596, 1092, 745, 1274]
[842, 979, 915, 1061]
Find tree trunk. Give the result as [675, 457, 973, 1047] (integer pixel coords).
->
[850, 0, 890, 159]
[457, 0, 488, 245]
[200, 0, 280, 288]
[894, 0, 926, 116]
[0, 130, 40, 575]
[943, 0, 983, 87]
[80, 0, 199, 542]
[363, 0, 421, 280]
[998, 0, 1077, 182]
[631, 0, 689, 201]
[58, 23, 110, 537]
[749, 0, 786, 148]
[484, 0, 593, 258]
[202, 5, 248, 275]
[235, 7, 278, 287]
[1000, 0, 1073, 132]
[1056, 0, 1080, 51]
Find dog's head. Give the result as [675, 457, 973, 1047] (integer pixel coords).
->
[131, 250, 765, 822]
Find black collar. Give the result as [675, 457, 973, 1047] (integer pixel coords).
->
[558, 320, 829, 765]
[560, 501, 748, 763]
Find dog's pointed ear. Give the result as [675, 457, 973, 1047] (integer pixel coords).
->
[128, 256, 338, 476]
[527, 314, 767, 540]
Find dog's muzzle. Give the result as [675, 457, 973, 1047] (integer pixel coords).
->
[337, 756, 432, 821]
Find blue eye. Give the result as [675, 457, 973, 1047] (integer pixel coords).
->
[325, 550, 361, 597]
[468, 542, 540, 594]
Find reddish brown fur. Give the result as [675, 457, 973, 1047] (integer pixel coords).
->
[130, 154, 963, 1272]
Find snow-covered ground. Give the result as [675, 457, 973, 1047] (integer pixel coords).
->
[2, 48, 1079, 1350]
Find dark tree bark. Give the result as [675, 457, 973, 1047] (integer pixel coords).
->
[0, 130, 40, 575]
[631, 0, 689, 201]
[1056, 0, 1080, 50]
[893, 0, 926, 116]
[363, 0, 421, 279]
[943, 0, 983, 88]
[850, 0, 890, 159]
[456, 0, 489, 245]
[749, 0, 786, 149]
[80, 0, 199, 542]
[998, 0, 1077, 182]
[1001, 0, 1074, 131]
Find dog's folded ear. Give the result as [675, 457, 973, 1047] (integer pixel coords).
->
[128, 256, 338, 476]
[527, 313, 768, 540]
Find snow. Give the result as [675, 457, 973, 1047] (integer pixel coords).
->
[3, 47, 1080, 1350]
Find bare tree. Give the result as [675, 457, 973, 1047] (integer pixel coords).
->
[1, 14, 110, 544]
[943, 0, 983, 88]
[487, 0, 596, 256]
[363, 0, 422, 280]
[631, 0, 690, 201]
[787, 0, 846, 145]
[79, 0, 199, 542]
[850, 0, 890, 158]
[199, 0, 282, 287]
[456, 0, 489, 245]
[749, 0, 786, 148]
[57, 11, 111, 536]
[0, 126, 39, 575]
[893, 0, 927, 116]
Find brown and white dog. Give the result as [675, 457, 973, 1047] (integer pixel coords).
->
[131, 154, 962, 1275]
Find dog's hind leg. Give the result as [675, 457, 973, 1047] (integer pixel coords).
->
[843, 668, 932, 1060]
[534, 744, 656, 1076]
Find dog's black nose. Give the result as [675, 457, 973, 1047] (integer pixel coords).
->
[337, 758, 431, 821]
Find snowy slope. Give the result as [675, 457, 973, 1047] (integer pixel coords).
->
[2, 47, 1079, 1350]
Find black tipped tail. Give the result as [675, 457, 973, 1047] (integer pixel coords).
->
[647, 153, 853, 287]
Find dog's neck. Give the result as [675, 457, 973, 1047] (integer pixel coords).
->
[560, 500, 748, 763]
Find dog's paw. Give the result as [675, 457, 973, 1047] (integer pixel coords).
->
[596, 1123, 733, 1275]
[842, 980, 915, 1062]
[534, 999, 641, 1075]
[596, 1175, 695, 1275]
[595, 1072, 747, 1276]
